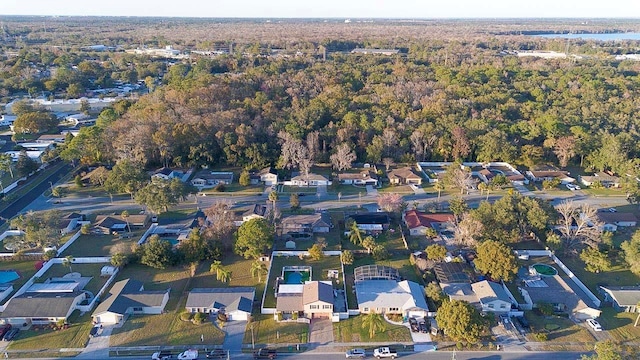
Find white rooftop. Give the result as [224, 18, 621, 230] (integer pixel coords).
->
[278, 284, 304, 294]
[355, 280, 430, 312]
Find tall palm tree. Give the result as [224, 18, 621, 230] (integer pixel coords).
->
[250, 261, 268, 282]
[210, 260, 223, 275]
[434, 182, 445, 206]
[121, 210, 131, 233]
[268, 190, 279, 211]
[361, 312, 386, 339]
[217, 268, 232, 283]
[362, 236, 377, 254]
[349, 221, 363, 245]
[63, 255, 74, 273]
[0, 153, 14, 179]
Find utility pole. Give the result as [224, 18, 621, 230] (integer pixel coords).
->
[251, 323, 255, 349]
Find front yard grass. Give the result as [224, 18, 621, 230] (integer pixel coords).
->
[524, 312, 594, 343]
[60, 229, 146, 257]
[243, 314, 308, 344]
[557, 256, 640, 300]
[263, 255, 342, 308]
[8, 310, 93, 351]
[333, 314, 412, 342]
[35, 263, 109, 295]
[598, 307, 640, 343]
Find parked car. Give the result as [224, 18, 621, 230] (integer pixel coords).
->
[586, 319, 603, 332]
[253, 348, 277, 359]
[418, 320, 428, 333]
[608, 208, 617, 213]
[345, 348, 366, 358]
[151, 351, 173, 360]
[206, 349, 227, 359]
[0, 324, 12, 339]
[566, 184, 581, 191]
[89, 325, 101, 337]
[2, 328, 19, 341]
[408, 318, 419, 332]
[373, 347, 397, 359]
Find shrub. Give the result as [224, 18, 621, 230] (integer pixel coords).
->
[277, 312, 283, 321]
[213, 183, 226, 192]
[180, 312, 193, 321]
[532, 332, 548, 342]
[193, 312, 207, 325]
[292, 312, 298, 320]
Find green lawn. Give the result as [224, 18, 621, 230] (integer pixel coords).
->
[280, 186, 316, 194]
[333, 314, 412, 342]
[557, 257, 640, 300]
[243, 314, 308, 344]
[524, 312, 594, 343]
[377, 185, 415, 194]
[157, 207, 199, 221]
[263, 255, 342, 308]
[330, 184, 368, 196]
[36, 263, 109, 295]
[0, 260, 40, 305]
[202, 184, 264, 195]
[598, 307, 640, 343]
[581, 188, 627, 197]
[8, 310, 93, 351]
[60, 229, 146, 257]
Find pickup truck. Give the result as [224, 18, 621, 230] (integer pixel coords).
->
[253, 348, 277, 359]
[373, 347, 398, 359]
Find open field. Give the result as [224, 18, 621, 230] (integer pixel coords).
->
[263, 255, 342, 308]
[8, 310, 93, 351]
[333, 314, 412, 342]
[243, 314, 308, 345]
[60, 229, 146, 257]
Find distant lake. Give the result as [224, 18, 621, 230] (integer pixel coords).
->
[534, 33, 640, 41]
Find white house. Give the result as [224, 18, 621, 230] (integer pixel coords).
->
[191, 171, 234, 188]
[92, 279, 170, 325]
[526, 170, 575, 184]
[257, 167, 278, 186]
[337, 171, 378, 186]
[355, 280, 429, 318]
[185, 287, 255, 321]
[599, 286, 640, 313]
[290, 173, 330, 187]
[596, 212, 638, 232]
[471, 280, 513, 313]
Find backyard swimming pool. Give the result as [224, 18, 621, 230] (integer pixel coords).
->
[531, 263, 558, 277]
[0, 270, 20, 284]
[282, 266, 312, 284]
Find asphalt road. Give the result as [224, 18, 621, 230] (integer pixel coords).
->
[0, 162, 72, 226]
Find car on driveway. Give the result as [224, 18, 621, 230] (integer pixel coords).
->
[345, 348, 366, 358]
[408, 318, 419, 332]
[608, 208, 617, 213]
[418, 320, 428, 333]
[586, 319, 603, 331]
[0, 324, 12, 339]
[2, 328, 19, 341]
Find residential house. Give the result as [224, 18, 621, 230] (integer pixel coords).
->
[185, 287, 255, 321]
[1, 291, 86, 326]
[403, 210, 454, 236]
[525, 169, 575, 184]
[152, 167, 185, 181]
[348, 213, 390, 234]
[387, 167, 422, 185]
[59, 212, 84, 235]
[580, 172, 621, 188]
[94, 214, 148, 234]
[281, 213, 331, 236]
[290, 173, 330, 187]
[351, 48, 400, 55]
[476, 169, 495, 184]
[599, 286, 640, 313]
[433, 262, 472, 284]
[191, 171, 234, 188]
[276, 281, 334, 319]
[243, 204, 269, 222]
[442, 283, 479, 305]
[36, 134, 66, 144]
[251, 167, 278, 186]
[92, 279, 170, 325]
[471, 280, 513, 313]
[337, 171, 378, 186]
[519, 275, 601, 320]
[0, 115, 16, 127]
[596, 212, 638, 232]
[355, 280, 429, 318]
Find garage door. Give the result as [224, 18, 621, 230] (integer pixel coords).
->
[312, 313, 330, 319]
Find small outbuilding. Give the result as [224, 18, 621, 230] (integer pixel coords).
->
[101, 265, 117, 277]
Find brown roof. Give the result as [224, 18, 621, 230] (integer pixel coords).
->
[404, 210, 454, 229]
[276, 293, 303, 312]
[302, 281, 333, 305]
[388, 167, 421, 180]
[529, 171, 569, 178]
[337, 172, 376, 181]
[597, 212, 638, 223]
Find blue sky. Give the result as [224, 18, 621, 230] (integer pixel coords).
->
[2, 0, 640, 18]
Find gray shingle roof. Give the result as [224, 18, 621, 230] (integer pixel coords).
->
[600, 286, 640, 306]
[471, 280, 511, 304]
[302, 281, 333, 305]
[92, 279, 168, 316]
[2, 292, 83, 318]
[276, 292, 303, 312]
[186, 287, 255, 313]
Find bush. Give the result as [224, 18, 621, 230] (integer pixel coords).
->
[532, 332, 548, 342]
[277, 312, 283, 321]
[213, 183, 226, 192]
[292, 312, 298, 320]
[180, 312, 193, 321]
[193, 312, 207, 325]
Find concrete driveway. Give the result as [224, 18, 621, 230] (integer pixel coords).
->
[309, 318, 333, 346]
[222, 320, 247, 351]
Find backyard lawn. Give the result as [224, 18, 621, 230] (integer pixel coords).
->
[35, 263, 109, 294]
[558, 256, 640, 301]
[243, 314, 308, 345]
[263, 255, 342, 308]
[8, 310, 93, 351]
[333, 314, 412, 342]
[60, 230, 146, 257]
[524, 312, 594, 343]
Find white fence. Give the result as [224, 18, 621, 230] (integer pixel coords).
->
[0, 230, 24, 242]
[1, 177, 26, 195]
[76, 266, 119, 312]
[138, 223, 158, 245]
[56, 230, 82, 256]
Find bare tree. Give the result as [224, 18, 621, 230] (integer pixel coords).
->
[382, 157, 395, 171]
[451, 126, 471, 160]
[277, 131, 302, 170]
[330, 143, 357, 171]
[377, 193, 403, 212]
[381, 128, 398, 158]
[454, 213, 483, 248]
[553, 136, 576, 168]
[556, 200, 603, 254]
[203, 200, 236, 250]
[443, 163, 473, 194]
[306, 130, 320, 161]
